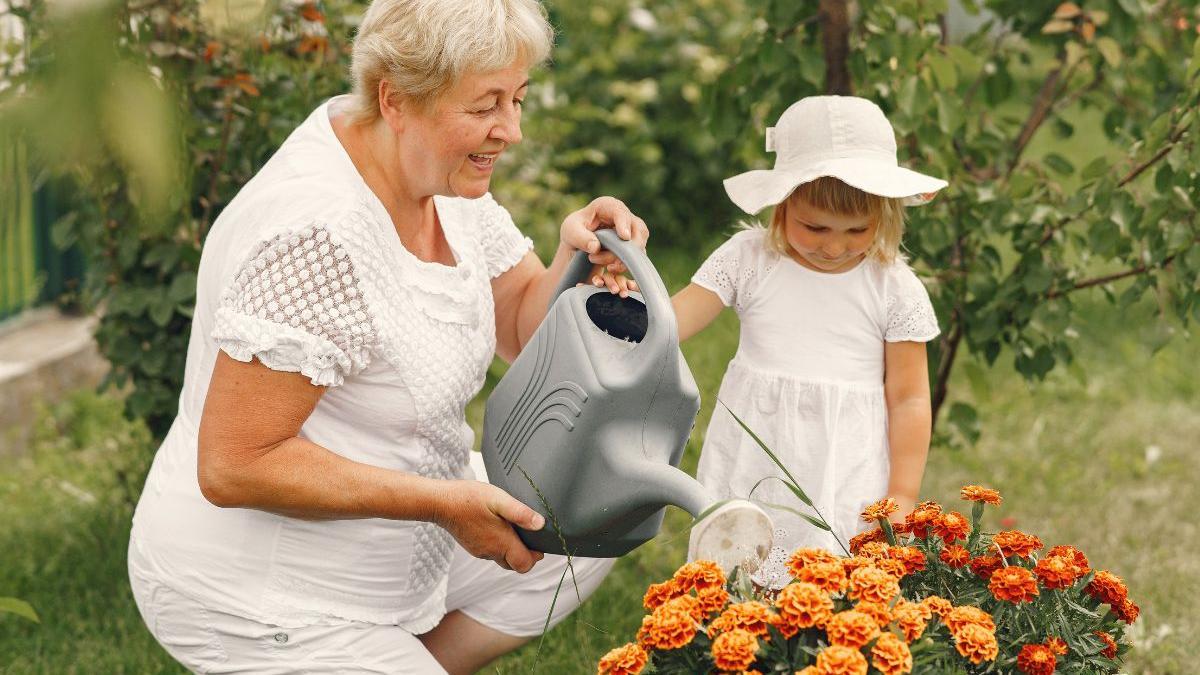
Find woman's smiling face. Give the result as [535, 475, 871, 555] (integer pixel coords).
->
[396, 63, 529, 200]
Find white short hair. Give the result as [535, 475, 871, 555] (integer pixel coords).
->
[348, 0, 554, 124]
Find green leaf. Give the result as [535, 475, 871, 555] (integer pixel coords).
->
[1096, 37, 1122, 67]
[928, 53, 957, 90]
[718, 401, 813, 508]
[168, 271, 198, 303]
[754, 501, 832, 532]
[0, 597, 40, 623]
[149, 297, 175, 327]
[1080, 156, 1109, 181]
[1043, 152, 1075, 175]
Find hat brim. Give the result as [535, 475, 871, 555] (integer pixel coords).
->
[723, 157, 948, 215]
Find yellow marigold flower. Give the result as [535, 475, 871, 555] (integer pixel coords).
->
[1044, 636, 1068, 655]
[848, 566, 900, 605]
[798, 560, 849, 595]
[953, 623, 999, 664]
[1047, 545, 1090, 575]
[945, 605, 996, 634]
[672, 560, 725, 592]
[852, 601, 891, 629]
[825, 610, 881, 649]
[696, 584, 730, 617]
[871, 632, 913, 675]
[1095, 631, 1118, 659]
[992, 530, 1043, 559]
[710, 601, 774, 638]
[1034, 555, 1078, 590]
[932, 511, 970, 543]
[597, 642, 648, 675]
[786, 547, 838, 577]
[635, 596, 698, 650]
[890, 600, 929, 642]
[989, 566, 1040, 604]
[848, 528, 887, 555]
[1085, 570, 1129, 607]
[939, 544, 970, 568]
[814, 645, 869, 675]
[921, 595, 953, 620]
[861, 497, 899, 522]
[711, 628, 758, 672]
[960, 485, 1002, 505]
[642, 580, 679, 611]
[888, 546, 927, 574]
[774, 582, 834, 637]
[1016, 643, 1056, 675]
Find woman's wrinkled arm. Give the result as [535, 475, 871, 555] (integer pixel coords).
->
[197, 352, 546, 572]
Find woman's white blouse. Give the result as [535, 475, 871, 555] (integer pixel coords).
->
[130, 96, 533, 632]
[691, 228, 939, 584]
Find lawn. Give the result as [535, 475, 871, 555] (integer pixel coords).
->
[1, 247, 1194, 673]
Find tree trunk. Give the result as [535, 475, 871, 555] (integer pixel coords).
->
[819, 0, 853, 95]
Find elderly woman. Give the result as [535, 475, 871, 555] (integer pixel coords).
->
[127, 0, 646, 672]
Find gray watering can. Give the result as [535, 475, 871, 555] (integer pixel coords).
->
[482, 228, 773, 571]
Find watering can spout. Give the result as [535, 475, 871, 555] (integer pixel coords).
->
[628, 461, 713, 519]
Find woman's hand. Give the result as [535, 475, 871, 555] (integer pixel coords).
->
[561, 196, 648, 298]
[435, 480, 547, 573]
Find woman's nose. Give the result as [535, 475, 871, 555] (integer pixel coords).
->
[491, 106, 523, 145]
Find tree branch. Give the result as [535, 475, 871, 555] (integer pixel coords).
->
[931, 314, 962, 428]
[1006, 53, 1067, 177]
[819, 0, 852, 95]
[777, 13, 820, 42]
[1045, 242, 1193, 299]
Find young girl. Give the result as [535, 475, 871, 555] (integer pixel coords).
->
[673, 96, 947, 580]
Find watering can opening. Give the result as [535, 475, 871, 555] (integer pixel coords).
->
[585, 293, 647, 343]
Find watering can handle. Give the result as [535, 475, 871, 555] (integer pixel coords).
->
[549, 228, 677, 352]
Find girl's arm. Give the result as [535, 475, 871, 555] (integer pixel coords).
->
[671, 283, 725, 341]
[883, 340, 933, 521]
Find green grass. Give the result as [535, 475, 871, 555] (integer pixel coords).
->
[1, 271, 1195, 673]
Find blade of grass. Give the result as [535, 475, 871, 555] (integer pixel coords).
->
[719, 401, 813, 508]
[752, 500, 833, 532]
[0, 598, 39, 623]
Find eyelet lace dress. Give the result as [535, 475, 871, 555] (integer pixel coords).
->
[130, 97, 533, 632]
[691, 228, 939, 586]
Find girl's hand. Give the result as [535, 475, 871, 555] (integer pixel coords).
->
[589, 265, 640, 298]
[559, 196, 650, 276]
[434, 480, 546, 573]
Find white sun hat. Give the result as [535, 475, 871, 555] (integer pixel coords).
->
[723, 95, 948, 215]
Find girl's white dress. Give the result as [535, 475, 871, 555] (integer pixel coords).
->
[692, 228, 939, 582]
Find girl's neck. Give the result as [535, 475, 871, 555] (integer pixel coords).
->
[786, 249, 868, 275]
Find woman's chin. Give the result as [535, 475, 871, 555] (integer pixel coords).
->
[448, 179, 492, 200]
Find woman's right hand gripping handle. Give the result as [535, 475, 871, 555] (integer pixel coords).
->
[434, 480, 547, 573]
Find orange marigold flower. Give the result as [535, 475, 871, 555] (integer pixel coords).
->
[888, 546, 927, 574]
[969, 554, 1003, 581]
[848, 566, 901, 605]
[989, 566, 1040, 604]
[796, 668, 819, 675]
[814, 645, 869, 675]
[711, 629, 758, 672]
[933, 511, 971, 543]
[940, 544, 971, 568]
[945, 606, 997, 634]
[904, 503, 942, 539]
[1034, 555, 1078, 590]
[849, 528, 887, 555]
[841, 556, 874, 577]
[858, 541, 891, 561]
[953, 622, 1000, 665]
[635, 597, 698, 650]
[1085, 570, 1129, 607]
[1114, 597, 1140, 624]
[825, 610, 881, 649]
[1046, 545, 1090, 576]
[921, 595, 953, 620]
[710, 601, 774, 638]
[871, 632, 913, 675]
[1016, 643, 1057, 675]
[891, 601, 929, 643]
[696, 584, 730, 617]
[1044, 636, 1069, 655]
[672, 560, 725, 592]
[854, 601, 892, 629]
[798, 560, 849, 594]
[774, 582, 834, 637]
[642, 580, 679, 610]
[992, 530, 1043, 559]
[960, 485, 1002, 505]
[1095, 631, 1118, 659]
[786, 547, 838, 577]
[861, 497, 899, 522]
[876, 558, 908, 580]
[597, 642, 648, 675]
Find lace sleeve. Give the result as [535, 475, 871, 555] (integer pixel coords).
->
[691, 229, 772, 313]
[212, 224, 376, 386]
[476, 193, 534, 278]
[885, 265, 940, 343]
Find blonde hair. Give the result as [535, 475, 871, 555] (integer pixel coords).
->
[765, 177, 907, 264]
[348, 0, 554, 124]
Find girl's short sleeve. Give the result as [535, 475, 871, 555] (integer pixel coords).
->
[691, 229, 773, 313]
[211, 224, 376, 386]
[475, 193, 534, 279]
[885, 264, 940, 342]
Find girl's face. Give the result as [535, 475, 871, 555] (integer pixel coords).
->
[781, 197, 878, 273]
